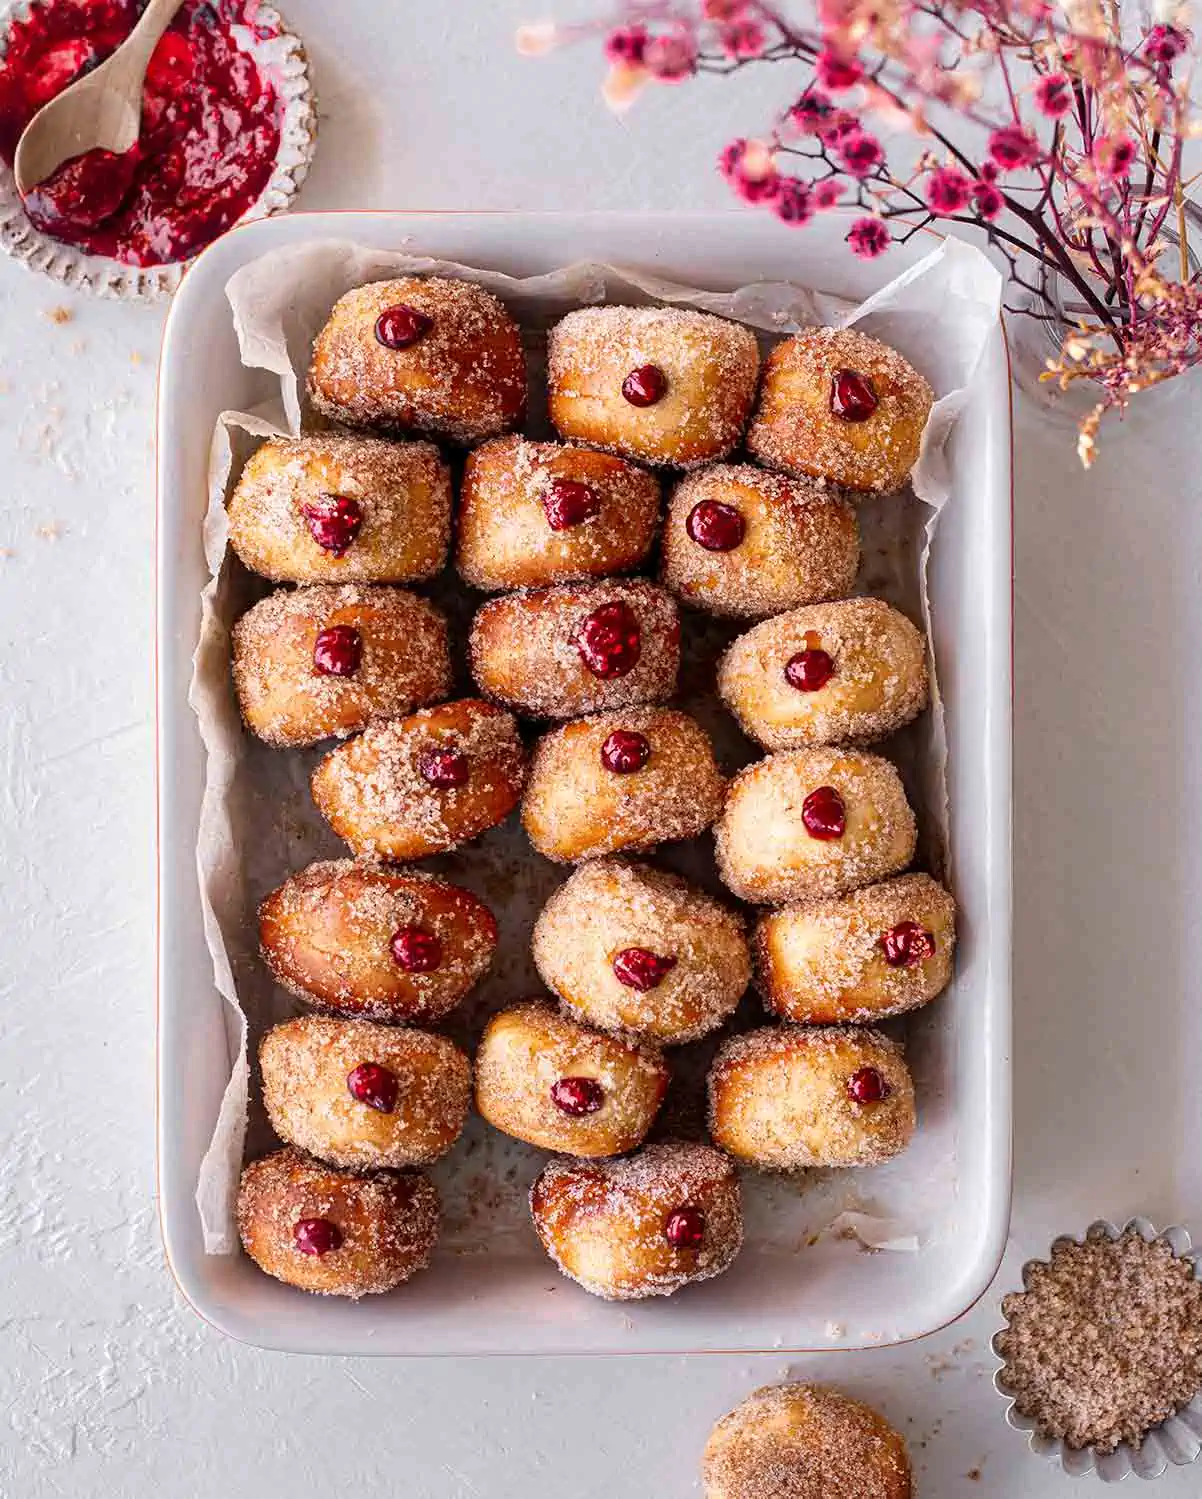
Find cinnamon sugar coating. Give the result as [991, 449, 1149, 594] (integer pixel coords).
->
[227, 433, 451, 583]
[469, 580, 681, 720]
[521, 707, 725, 862]
[715, 748, 917, 904]
[474, 1000, 669, 1157]
[260, 1017, 471, 1169]
[237, 1147, 440, 1298]
[232, 584, 451, 748]
[532, 860, 750, 1045]
[703, 1383, 912, 1499]
[548, 305, 759, 468]
[308, 277, 526, 443]
[530, 1140, 743, 1300]
[707, 1025, 916, 1171]
[310, 699, 526, 860]
[755, 874, 955, 1024]
[718, 597, 928, 750]
[747, 326, 933, 495]
[660, 464, 859, 620]
[456, 435, 662, 590]
[259, 860, 497, 1023]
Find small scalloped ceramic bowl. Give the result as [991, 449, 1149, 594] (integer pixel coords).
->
[0, 0, 315, 299]
[992, 1218, 1202, 1483]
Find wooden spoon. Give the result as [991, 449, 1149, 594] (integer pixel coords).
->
[13, 0, 188, 197]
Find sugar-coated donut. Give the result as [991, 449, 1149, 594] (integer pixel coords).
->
[260, 1017, 471, 1169]
[659, 464, 859, 620]
[231, 585, 451, 749]
[474, 1000, 669, 1157]
[456, 436, 661, 591]
[548, 306, 759, 468]
[715, 748, 916, 904]
[308, 277, 526, 443]
[521, 707, 725, 863]
[707, 1025, 916, 1170]
[747, 327, 934, 495]
[237, 1147, 440, 1298]
[227, 434, 451, 584]
[530, 1141, 743, 1300]
[259, 860, 497, 1023]
[469, 580, 680, 720]
[532, 860, 750, 1045]
[717, 597, 928, 749]
[311, 699, 526, 860]
[703, 1383, 913, 1499]
[755, 874, 955, 1024]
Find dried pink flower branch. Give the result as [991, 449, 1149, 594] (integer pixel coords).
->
[521, 0, 1200, 463]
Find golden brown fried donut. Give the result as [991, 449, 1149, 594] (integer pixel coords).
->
[474, 1000, 669, 1157]
[237, 1147, 440, 1297]
[258, 860, 497, 1023]
[530, 1141, 743, 1299]
[226, 434, 451, 584]
[260, 1017, 471, 1169]
[310, 699, 526, 860]
[455, 435, 661, 591]
[232, 584, 451, 748]
[755, 873, 955, 1024]
[707, 1025, 916, 1170]
[308, 276, 526, 443]
[521, 707, 725, 863]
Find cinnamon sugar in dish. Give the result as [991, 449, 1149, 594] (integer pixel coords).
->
[996, 1226, 1202, 1454]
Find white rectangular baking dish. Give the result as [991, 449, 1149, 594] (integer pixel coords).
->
[157, 210, 1012, 1356]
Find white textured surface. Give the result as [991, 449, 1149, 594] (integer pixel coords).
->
[1, 0, 1201, 1493]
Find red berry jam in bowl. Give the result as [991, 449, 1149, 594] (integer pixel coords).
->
[0, 0, 294, 267]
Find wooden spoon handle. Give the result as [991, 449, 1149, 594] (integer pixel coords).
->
[111, 0, 190, 75]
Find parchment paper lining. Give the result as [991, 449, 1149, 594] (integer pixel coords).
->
[190, 237, 1001, 1255]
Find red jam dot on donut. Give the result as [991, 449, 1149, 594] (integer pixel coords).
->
[550, 1076, 606, 1117]
[543, 478, 600, 532]
[847, 1066, 890, 1104]
[801, 785, 846, 840]
[574, 601, 642, 679]
[375, 304, 433, 349]
[420, 749, 470, 789]
[600, 729, 651, 774]
[302, 495, 363, 556]
[612, 947, 677, 992]
[664, 1207, 706, 1249]
[390, 927, 442, 974]
[880, 921, 936, 968]
[830, 369, 879, 421]
[346, 1062, 399, 1114]
[294, 1217, 342, 1256]
[686, 500, 745, 553]
[313, 625, 362, 678]
[621, 364, 667, 407]
[784, 648, 836, 692]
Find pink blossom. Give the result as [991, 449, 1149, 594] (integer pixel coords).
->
[978, 159, 999, 183]
[988, 125, 1040, 170]
[1091, 134, 1136, 180]
[703, 0, 750, 18]
[839, 131, 885, 178]
[846, 216, 891, 258]
[1144, 24, 1189, 63]
[816, 49, 864, 91]
[1033, 73, 1072, 117]
[604, 25, 647, 65]
[973, 181, 1004, 220]
[720, 19, 766, 58]
[814, 178, 845, 210]
[787, 89, 833, 133]
[644, 30, 697, 82]
[774, 179, 815, 226]
[924, 167, 974, 214]
[818, 110, 860, 146]
[719, 139, 781, 203]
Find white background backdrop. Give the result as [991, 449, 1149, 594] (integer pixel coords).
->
[3, 1, 1202, 1493]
